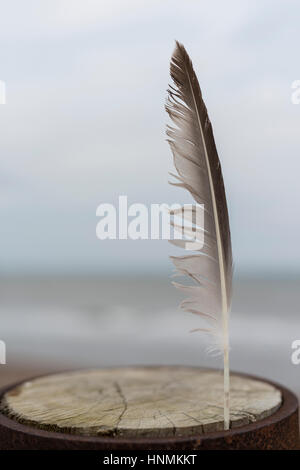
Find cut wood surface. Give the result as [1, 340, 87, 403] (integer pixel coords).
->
[1, 367, 282, 437]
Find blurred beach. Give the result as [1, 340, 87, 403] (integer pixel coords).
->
[0, 276, 299, 405]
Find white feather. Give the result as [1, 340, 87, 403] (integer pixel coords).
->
[166, 42, 233, 429]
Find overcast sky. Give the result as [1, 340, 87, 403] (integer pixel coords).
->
[0, 0, 299, 276]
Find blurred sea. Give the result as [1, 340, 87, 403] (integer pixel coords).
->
[0, 277, 299, 403]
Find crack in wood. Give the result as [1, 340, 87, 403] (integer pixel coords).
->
[158, 409, 176, 436]
[113, 381, 128, 431]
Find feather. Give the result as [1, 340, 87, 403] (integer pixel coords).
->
[166, 41, 233, 430]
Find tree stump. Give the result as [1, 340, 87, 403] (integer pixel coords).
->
[0, 366, 298, 450]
